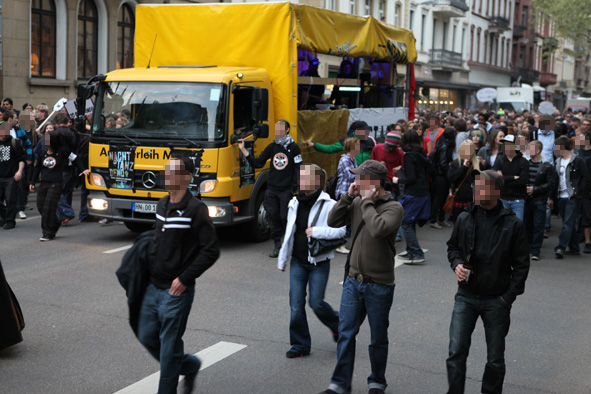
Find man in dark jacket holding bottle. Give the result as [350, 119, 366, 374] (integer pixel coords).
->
[238, 119, 302, 257]
[137, 151, 220, 394]
[446, 169, 530, 394]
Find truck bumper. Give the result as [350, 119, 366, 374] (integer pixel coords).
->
[86, 192, 248, 226]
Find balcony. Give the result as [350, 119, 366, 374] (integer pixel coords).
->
[512, 67, 540, 83]
[430, 49, 463, 69]
[513, 24, 526, 38]
[489, 16, 510, 33]
[432, 0, 469, 18]
[540, 72, 557, 86]
[543, 37, 559, 49]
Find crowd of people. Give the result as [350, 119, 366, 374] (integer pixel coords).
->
[0, 97, 92, 240]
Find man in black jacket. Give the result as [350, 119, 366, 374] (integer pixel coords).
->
[493, 134, 529, 221]
[524, 140, 555, 260]
[137, 152, 220, 394]
[238, 119, 302, 257]
[446, 169, 530, 394]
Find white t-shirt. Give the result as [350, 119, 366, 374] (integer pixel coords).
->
[489, 154, 497, 168]
[558, 160, 569, 198]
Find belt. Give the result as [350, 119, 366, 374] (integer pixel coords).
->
[350, 274, 376, 284]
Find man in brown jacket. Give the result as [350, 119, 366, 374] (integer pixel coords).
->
[320, 160, 404, 394]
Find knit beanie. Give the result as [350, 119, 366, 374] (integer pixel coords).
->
[384, 131, 401, 146]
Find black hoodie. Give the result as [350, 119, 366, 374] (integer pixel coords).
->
[398, 151, 432, 197]
[493, 151, 529, 200]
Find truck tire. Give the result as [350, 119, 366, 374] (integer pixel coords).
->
[245, 190, 271, 242]
[124, 222, 154, 233]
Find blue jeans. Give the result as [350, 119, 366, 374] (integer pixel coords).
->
[524, 201, 546, 255]
[500, 199, 525, 221]
[289, 258, 339, 354]
[138, 284, 201, 394]
[556, 198, 582, 253]
[447, 293, 511, 394]
[329, 276, 394, 394]
[401, 223, 424, 259]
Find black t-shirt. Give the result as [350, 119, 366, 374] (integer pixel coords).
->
[0, 137, 25, 177]
[32, 148, 69, 184]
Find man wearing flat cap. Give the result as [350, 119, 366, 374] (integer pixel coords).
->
[446, 169, 530, 394]
[320, 160, 404, 394]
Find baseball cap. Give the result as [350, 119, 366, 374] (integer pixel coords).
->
[385, 131, 401, 147]
[471, 169, 505, 192]
[350, 160, 388, 180]
[500, 134, 516, 143]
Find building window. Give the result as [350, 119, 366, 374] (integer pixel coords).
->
[477, 29, 481, 62]
[521, 6, 528, 26]
[470, 27, 474, 61]
[325, 0, 336, 11]
[117, 3, 134, 69]
[461, 27, 466, 57]
[379, 0, 385, 21]
[501, 37, 505, 68]
[78, 0, 99, 79]
[421, 14, 426, 50]
[409, 10, 414, 30]
[506, 39, 510, 68]
[519, 46, 525, 68]
[452, 24, 457, 52]
[31, 0, 57, 77]
[443, 22, 448, 50]
[432, 18, 437, 50]
[394, 3, 401, 25]
[364, 0, 371, 16]
[350, 0, 356, 14]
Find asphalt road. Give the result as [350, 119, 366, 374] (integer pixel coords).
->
[1, 199, 590, 394]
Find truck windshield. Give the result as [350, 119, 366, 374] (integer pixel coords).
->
[93, 82, 226, 142]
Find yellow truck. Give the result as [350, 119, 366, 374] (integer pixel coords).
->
[80, 2, 416, 240]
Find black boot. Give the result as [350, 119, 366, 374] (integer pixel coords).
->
[269, 239, 281, 258]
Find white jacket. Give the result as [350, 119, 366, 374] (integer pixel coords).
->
[278, 191, 347, 271]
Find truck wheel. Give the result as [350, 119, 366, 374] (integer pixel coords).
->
[246, 190, 271, 242]
[124, 222, 154, 233]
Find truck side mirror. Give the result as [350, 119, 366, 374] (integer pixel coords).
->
[253, 124, 269, 140]
[252, 88, 269, 122]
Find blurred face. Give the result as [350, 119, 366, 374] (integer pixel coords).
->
[355, 128, 368, 140]
[21, 114, 36, 130]
[275, 121, 289, 139]
[394, 125, 404, 133]
[478, 115, 486, 125]
[574, 134, 587, 150]
[24, 105, 34, 112]
[504, 142, 517, 156]
[354, 174, 381, 194]
[583, 120, 591, 131]
[520, 123, 530, 132]
[528, 142, 541, 158]
[385, 144, 395, 152]
[459, 143, 475, 160]
[8, 115, 18, 128]
[534, 114, 540, 123]
[516, 135, 529, 150]
[0, 122, 10, 138]
[351, 141, 361, 155]
[429, 118, 438, 129]
[554, 143, 569, 158]
[417, 126, 424, 136]
[45, 124, 55, 133]
[495, 131, 505, 145]
[164, 158, 191, 191]
[473, 175, 501, 206]
[299, 165, 322, 193]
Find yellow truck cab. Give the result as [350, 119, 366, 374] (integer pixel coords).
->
[81, 2, 416, 240]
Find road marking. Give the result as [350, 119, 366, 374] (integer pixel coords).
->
[114, 341, 247, 394]
[103, 245, 133, 254]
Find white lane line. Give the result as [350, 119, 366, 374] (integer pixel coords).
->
[103, 245, 133, 254]
[114, 341, 247, 394]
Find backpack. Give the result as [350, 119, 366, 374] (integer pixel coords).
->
[325, 172, 339, 200]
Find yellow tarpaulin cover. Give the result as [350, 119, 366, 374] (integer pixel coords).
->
[134, 2, 416, 135]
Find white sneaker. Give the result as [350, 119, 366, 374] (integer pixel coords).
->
[18, 211, 27, 219]
[430, 222, 443, 229]
[397, 252, 411, 260]
[99, 219, 113, 225]
[336, 246, 350, 254]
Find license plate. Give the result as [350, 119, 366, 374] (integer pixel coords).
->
[132, 202, 157, 213]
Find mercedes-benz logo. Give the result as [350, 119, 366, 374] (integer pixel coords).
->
[142, 171, 157, 189]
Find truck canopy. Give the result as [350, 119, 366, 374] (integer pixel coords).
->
[134, 2, 417, 133]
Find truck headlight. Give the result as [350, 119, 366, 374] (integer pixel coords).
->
[207, 206, 226, 217]
[89, 198, 108, 210]
[200, 180, 217, 193]
[91, 173, 106, 188]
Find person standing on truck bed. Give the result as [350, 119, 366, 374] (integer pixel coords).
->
[238, 119, 302, 258]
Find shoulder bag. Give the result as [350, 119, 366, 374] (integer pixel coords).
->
[443, 163, 472, 214]
[308, 200, 347, 257]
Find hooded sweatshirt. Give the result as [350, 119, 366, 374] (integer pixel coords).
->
[398, 151, 432, 197]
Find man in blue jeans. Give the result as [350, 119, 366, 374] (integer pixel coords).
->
[137, 152, 219, 394]
[550, 136, 590, 259]
[446, 170, 530, 394]
[320, 160, 404, 394]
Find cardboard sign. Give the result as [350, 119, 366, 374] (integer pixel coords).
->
[64, 99, 94, 119]
[108, 147, 135, 189]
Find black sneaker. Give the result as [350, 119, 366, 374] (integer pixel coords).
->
[555, 249, 564, 259]
[565, 249, 580, 256]
[3, 221, 15, 230]
[269, 239, 281, 258]
[286, 350, 309, 359]
[182, 370, 198, 394]
[584, 243, 591, 254]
